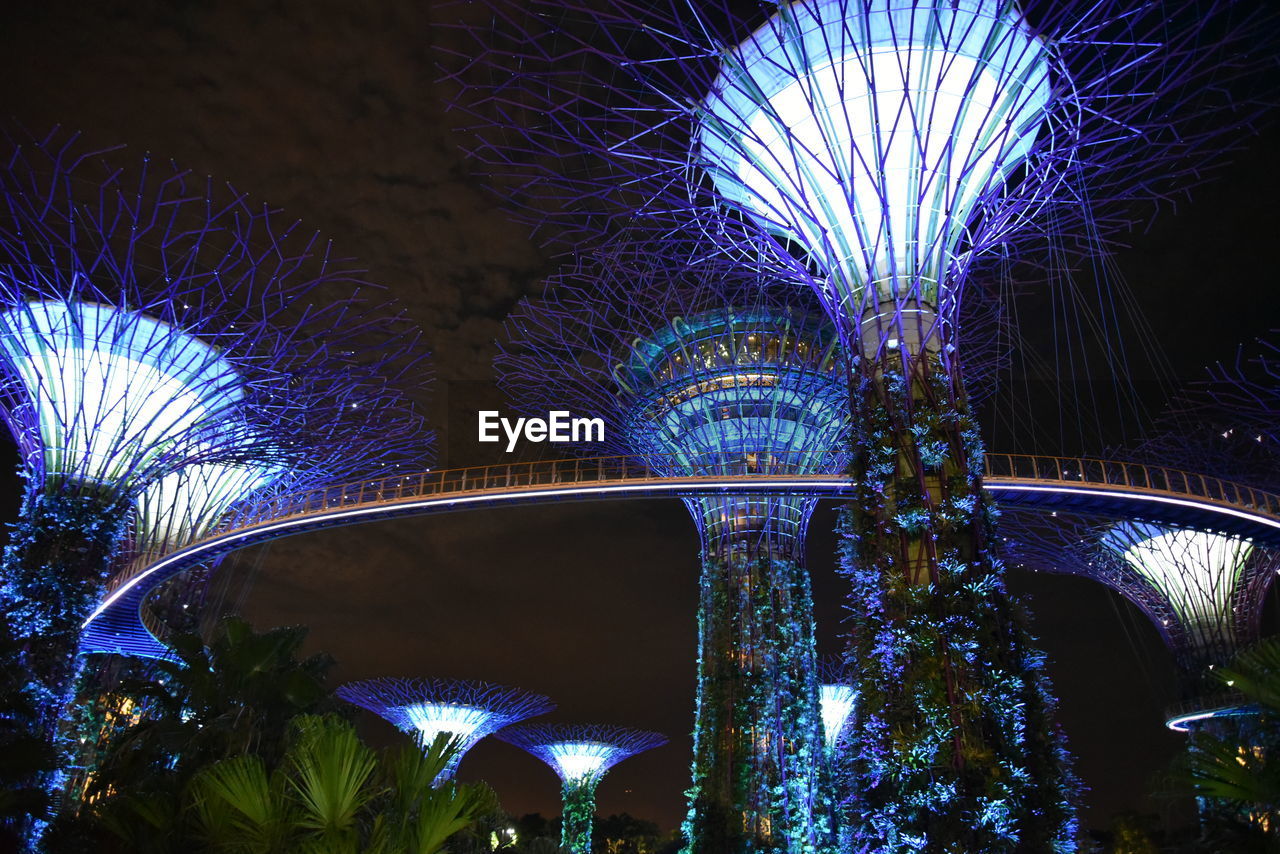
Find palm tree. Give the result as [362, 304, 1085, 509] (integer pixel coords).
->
[1182, 637, 1280, 851]
[87, 616, 337, 803]
[41, 618, 339, 852]
[190, 715, 497, 854]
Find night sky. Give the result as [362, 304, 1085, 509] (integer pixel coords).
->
[1, 0, 1278, 837]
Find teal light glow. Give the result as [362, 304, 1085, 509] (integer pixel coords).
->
[819, 683, 857, 749]
[543, 740, 629, 784]
[0, 301, 245, 486]
[133, 461, 277, 554]
[1103, 522, 1254, 651]
[404, 702, 489, 748]
[619, 308, 848, 480]
[697, 0, 1053, 311]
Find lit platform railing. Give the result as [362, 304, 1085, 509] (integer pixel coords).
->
[83, 453, 1280, 659]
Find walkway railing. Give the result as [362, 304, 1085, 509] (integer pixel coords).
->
[104, 452, 1280, 597]
[984, 453, 1280, 517]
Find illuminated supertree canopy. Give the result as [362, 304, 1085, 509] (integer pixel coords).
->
[335, 677, 554, 781]
[818, 684, 856, 754]
[1000, 506, 1280, 831]
[499, 723, 667, 854]
[453, 1, 1270, 847]
[501, 235, 848, 851]
[0, 127, 432, 816]
[1002, 512, 1277, 728]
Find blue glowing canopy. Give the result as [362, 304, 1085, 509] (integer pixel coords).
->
[697, 0, 1054, 321]
[0, 300, 247, 488]
[619, 307, 849, 477]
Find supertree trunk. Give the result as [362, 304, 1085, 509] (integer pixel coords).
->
[837, 347, 1077, 852]
[561, 777, 599, 854]
[687, 497, 829, 854]
[0, 484, 129, 755]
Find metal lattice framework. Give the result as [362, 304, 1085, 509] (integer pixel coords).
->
[498, 723, 667, 785]
[499, 723, 666, 854]
[0, 128, 430, 498]
[0, 127, 434, 655]
[450, 0, 1269, 342]
[336, 677, 554, 781]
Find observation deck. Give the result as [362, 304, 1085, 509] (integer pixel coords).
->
[83, 453, 1280, 658]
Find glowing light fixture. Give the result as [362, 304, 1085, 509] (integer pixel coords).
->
[549, 740, 631, 783]
[819, 683, 857, 750]
[697, 0, 1053, 316]
[1103, 522, 1253, 650]
[0, 300, 244, 487]
[336, 678, 554, 781]
[133, 460, 277, 555]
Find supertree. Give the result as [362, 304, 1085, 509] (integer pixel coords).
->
[500, 232, 851, 852]
[335, 677, 554, 782]
[1000, 507, 1280, 830]
[450, 0, 1272, 847]
[0, 127, 430, 811]
[498, 723, 667, 854]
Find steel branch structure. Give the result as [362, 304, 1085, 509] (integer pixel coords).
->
[501, 237, 848, 851]
[0, 127, 432, 816]
[336, 677, 554, 781]
[499, 723, 667, 854]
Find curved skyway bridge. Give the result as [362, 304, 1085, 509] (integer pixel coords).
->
[83, 453, 1280, 658]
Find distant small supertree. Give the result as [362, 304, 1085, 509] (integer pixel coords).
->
[498, 723, 666, 854]
[1005, 513, 1276, 722]
[1001, 507, 1280, 831]
[336, 677, 554, 781]
[0, 127, 430, 820]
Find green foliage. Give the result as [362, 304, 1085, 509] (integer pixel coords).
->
[0, 484, 130, 841]
[560, 778, 597, 854]
[0, 617, 55, 850]
[189, 717, 497, 854]
[85, 616, 337, 804]
[837, 356, 1079, 852]
[1102, 812, 1160, 854]
[683, 549, 829, 853]
[596, 812, 661, 854]
[39, 617, 337, 852]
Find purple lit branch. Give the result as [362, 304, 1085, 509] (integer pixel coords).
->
[448, 0, 1271, 355]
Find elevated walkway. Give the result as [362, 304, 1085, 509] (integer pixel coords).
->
[82, 453, 1280, 658]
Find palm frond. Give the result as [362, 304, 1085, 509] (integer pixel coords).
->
[285, 715, 378, 842]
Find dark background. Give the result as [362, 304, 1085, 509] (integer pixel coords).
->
[0, 0, 1277, 836]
